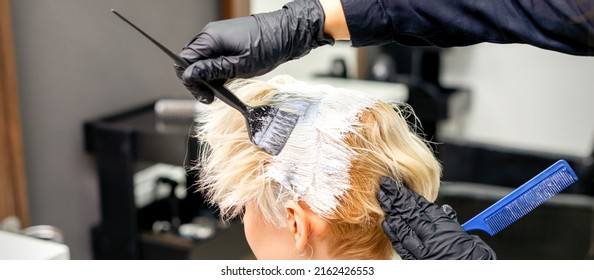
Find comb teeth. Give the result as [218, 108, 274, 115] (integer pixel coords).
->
[485, 168, 577, 234]
[462, 160, 579, 235]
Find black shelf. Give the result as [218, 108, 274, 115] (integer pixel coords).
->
[84, 101, 252, 259]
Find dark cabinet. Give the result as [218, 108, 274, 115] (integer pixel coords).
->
[84, 101, 252, 259]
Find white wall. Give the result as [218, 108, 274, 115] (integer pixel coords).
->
[250, 0, 359, 81]
[11, 0, 217, 259]
[440, 44, 594, 157]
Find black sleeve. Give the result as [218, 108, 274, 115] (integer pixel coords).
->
[341, 0, 594, 56]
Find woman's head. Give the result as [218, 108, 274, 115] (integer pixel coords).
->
[194, 76, 441, 259]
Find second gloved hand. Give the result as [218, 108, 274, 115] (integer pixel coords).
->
[378, 177, 496, 260]
[176, 0, 334, 103]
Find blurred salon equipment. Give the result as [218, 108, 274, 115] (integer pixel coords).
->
[359, 45, 460, 146]
[1, 216, 70, 259]
[84, 100, 252, 259]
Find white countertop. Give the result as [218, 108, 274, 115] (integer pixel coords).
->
[0, 231, 70, 260]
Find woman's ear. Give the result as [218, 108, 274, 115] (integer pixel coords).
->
[285, 200, 309, 252]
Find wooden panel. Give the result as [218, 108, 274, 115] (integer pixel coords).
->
[0, 0, 29, 227]
[221, 0, 250, 19]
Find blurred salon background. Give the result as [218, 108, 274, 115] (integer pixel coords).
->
[1, 0, 593, 260]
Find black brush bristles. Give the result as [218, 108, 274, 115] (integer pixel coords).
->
[251, 101, 309, 155]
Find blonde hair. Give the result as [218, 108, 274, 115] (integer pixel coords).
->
[194, 76, 441, 259]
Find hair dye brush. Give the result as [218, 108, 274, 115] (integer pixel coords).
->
[111, 9, 304, 155]
[462, 159, 579, 235]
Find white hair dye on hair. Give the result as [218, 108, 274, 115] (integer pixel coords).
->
[266, 80, 378, 217]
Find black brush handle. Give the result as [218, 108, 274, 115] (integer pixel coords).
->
[201, 80, 250, 115]
[111, 9, 188, 67]
[111, 9, 249, 114]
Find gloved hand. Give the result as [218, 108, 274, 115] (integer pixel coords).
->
[175, 0, 334, 104]
[378, 177, 496, 260]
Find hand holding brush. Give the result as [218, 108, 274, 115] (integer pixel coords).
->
[175, 0, 334, 103]
[112, 9, 306, 155]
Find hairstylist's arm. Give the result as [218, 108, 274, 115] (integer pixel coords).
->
[377, 177, 496, 260]
[176, 0, 341, 103]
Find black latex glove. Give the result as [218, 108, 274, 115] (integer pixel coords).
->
[175, 0, 334, 104]
[378, 177, 496, 260]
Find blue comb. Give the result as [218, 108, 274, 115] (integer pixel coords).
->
[461, 159, 578, 236]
